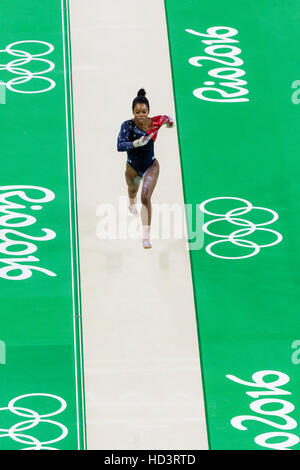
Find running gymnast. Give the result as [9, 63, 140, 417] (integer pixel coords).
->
[117, 88, 174, 249]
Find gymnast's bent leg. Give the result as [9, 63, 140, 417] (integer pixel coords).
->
[140, 160, 160, 249]
[125, 162, 142, 215]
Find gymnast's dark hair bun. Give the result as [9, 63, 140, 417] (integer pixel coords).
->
[132, 88, 150, 111]
[137, 88, 146, 97]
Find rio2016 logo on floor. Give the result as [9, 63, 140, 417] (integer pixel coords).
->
[185, 26, 249, 103]
[226, 370, 299, 450]
[0, 185, 57, 280]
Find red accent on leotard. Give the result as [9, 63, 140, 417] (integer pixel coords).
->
[146, 115, 173, 141]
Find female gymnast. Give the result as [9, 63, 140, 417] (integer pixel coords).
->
[117, 88, 174, 249]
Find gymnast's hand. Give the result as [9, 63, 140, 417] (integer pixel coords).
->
[133, 132, 155, 148]
[164, 115, 175, 128]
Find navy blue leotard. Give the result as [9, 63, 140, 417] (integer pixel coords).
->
[117, 119, 155, 176]
[117, 115, 171, 177]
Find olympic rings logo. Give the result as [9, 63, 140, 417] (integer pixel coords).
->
[0, 393, 68, 450]
[0, 41, 55, 93]
[199, 197, 283, 259]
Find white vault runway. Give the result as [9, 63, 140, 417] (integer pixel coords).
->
[70, 0, 208, 449]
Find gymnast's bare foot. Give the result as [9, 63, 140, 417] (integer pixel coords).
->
[142, 239, 152, 249]
[129, 197, 138, 215]
[142, 225, 152, 249]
